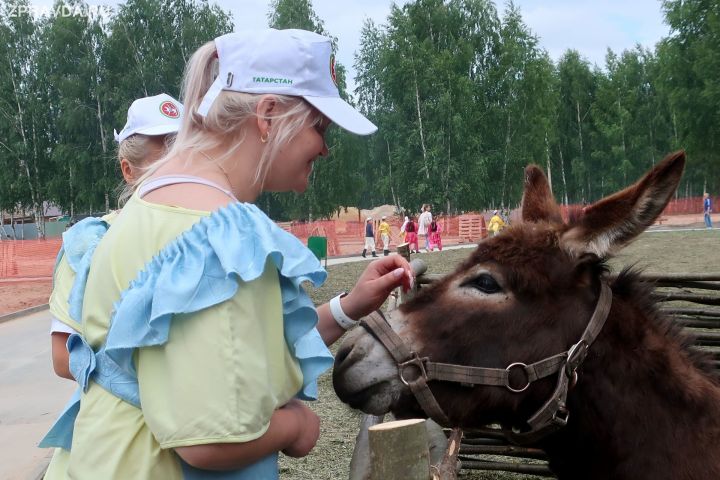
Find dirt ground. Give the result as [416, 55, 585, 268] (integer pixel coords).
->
[0, 280, 52, 316]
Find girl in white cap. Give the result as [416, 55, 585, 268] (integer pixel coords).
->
[42, 93, 184, 477]
[42, 29, 412, 480]
[48, 93, 185, 378]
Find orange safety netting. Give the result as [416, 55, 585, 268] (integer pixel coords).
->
[557, 196, 717, 220]
[2, 197, 712, 280]
[0, 218, 471, 279]
[0, 239, 62, 280]
[663, 196, 718, 215]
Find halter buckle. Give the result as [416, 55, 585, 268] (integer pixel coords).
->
[505, 362, 531, 393]
[566, 340, 589, 376]
[399, 353, 429, 386]
[552, 405, 570, 426]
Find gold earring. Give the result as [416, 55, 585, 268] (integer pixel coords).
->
[260, 132, 269, 143]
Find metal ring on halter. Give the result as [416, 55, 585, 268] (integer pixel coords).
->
[399, 354, 428, 387]
[505, 362, 531, 393]
[566, 340, 589, 376]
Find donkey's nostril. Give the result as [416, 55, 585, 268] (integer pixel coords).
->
[335, 342, 352, 366]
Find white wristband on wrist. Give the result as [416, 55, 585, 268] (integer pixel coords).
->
[330, 292, 358, 330]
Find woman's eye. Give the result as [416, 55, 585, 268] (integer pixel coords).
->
[314, 117, 331, 136]
[465, 274, 502, 294]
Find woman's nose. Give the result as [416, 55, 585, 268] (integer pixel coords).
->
[319, 141, 329, 157]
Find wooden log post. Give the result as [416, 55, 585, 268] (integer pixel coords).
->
[368, 419, 432, 480]
[431, 428, 463, 480]
[426, 419, 449, 466]
[400, 258, 427, 304]
[350, 414, 386, 480]
[397, 242, 411, 262]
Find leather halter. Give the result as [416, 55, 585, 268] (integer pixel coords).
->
[360, 281, 612, 445]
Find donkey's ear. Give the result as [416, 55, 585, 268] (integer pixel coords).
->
[521, 165, 563, 223]
[561, 150, 686, 257]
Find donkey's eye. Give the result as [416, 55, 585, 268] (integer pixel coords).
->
[465, 274, 502, 294]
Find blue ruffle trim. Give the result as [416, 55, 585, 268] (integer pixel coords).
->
[103, 201, 332, 400]
[61, 217, 110, 323]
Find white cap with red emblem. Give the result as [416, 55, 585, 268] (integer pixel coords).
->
[114, 93, 184, 143]
[197, 29, 377, 136]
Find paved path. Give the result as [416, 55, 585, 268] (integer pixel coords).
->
[0, 309, 75, 480]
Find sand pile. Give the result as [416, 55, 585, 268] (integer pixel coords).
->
[330, 205, 399, 222]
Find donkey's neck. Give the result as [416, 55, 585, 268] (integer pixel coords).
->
[542, 302, 720, 480]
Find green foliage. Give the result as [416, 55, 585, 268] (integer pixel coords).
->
[658, 0, 720, 195]
[355, 0, 557, 212]
[1, 0, 718, 228]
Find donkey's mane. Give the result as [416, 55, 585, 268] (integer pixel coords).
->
[611, 267, 720, 381]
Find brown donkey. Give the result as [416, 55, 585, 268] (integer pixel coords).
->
[333, 151, 720, 480]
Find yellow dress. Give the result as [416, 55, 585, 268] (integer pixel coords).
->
[43, 194, 328, 479]
[488, 214, 506, 233]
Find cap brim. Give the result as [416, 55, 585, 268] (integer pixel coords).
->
[115, 123, 180, 143]
[133, 124, 181, 137]
[116, 123, 180, 143]
[303, 96, 377, 136]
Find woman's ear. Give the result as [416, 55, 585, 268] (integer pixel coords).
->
[255, 95, 276, 139]
[119, 158, 134, 183]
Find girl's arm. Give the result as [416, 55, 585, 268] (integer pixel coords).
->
[51, 332, 73, 379]
[176, 399, 319, 470]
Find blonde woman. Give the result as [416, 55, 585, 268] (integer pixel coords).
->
[418, 204, 432, 251]
[42, 94, 184, 477]
[41, 29, 412, 479]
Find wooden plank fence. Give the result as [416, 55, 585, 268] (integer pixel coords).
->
[458, 215, 486, 242]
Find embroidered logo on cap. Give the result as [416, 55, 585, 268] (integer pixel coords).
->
[159, 101, 180, 119]
[253, 76, 293, 85]
[330, 55, 337, 86]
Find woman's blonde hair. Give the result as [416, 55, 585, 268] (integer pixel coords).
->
[131, 40, 323, 199]
[118, 134, 170, 178]
[116, 133, 174, 204]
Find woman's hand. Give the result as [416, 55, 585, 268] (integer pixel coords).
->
[281, 399, 320, 458]
[341, 255, 414, 320]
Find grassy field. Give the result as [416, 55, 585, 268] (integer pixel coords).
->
[279, 229, 719, 479]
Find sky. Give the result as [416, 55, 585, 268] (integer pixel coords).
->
[226, 0, 670, 93]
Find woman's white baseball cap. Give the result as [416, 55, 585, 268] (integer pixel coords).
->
[114, 94, 184, 143]
[197, 29, 377, 136]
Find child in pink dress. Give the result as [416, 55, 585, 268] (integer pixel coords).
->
[429, 218, 443, 251]
[404, 218, 419, 253]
